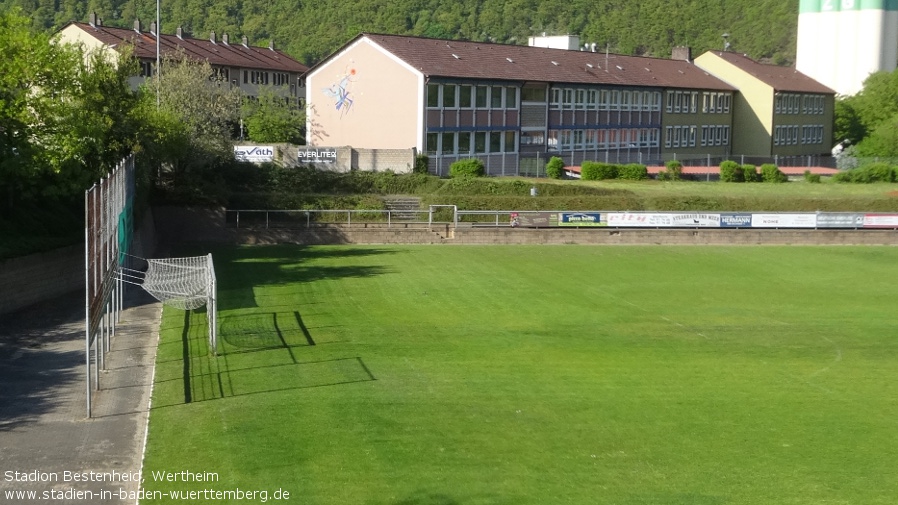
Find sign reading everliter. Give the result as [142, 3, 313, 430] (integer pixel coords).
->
[298, 147, 337, 164]
[234, 145, 274, 162]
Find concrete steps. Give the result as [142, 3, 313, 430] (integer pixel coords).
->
[384, 197, 422, 221]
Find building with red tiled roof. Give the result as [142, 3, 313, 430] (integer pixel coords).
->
[305, 33, 834, 175]
[57, 14, 308, 102]
[694, 51, 835, 157]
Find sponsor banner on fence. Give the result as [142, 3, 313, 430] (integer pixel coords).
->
[298, 147, 337, 164]
[863, 213, 898, 228]
[816, 213, 864, 228]
[234, 145, 274, 162]
[606, 212, 672, 227]
[511, 212, 556, 227]
[558, 212, 604, 227]
[720, 213, 753, 228]
[751, 213, 817, 228]
[670, 213, 721, 227]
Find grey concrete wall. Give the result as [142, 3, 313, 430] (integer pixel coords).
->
[0, 245, 83, 315]
[0, 210, 159, 316]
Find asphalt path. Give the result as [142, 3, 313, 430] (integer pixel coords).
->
[0, 289, 161, 505]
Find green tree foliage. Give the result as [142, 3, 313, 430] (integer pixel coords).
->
[760, 163, 787, 183]
[242, 86, 304, 144]
[719, 160, 742, 182]
[0, 10, 139, 209]
[449, 158, 485, 178]
[13, 0, 801, 66]
[545, 156, 564, 179]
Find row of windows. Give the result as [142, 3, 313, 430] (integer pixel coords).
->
[427, 84, 519, 109]
[664, 125, 731, 148]
[550, 89, 663, 112]
[426, 130, 518, 155]
[774, 125, 825, 145]
[775, 93, 825, 115]
[666, 91, 731, 114]
[546, 128, 661, 151]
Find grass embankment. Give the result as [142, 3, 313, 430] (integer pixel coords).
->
[142, 245, 898, 505]
[222, 165, 898, 213]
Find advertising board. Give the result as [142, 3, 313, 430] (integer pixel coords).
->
[234, 145, 275, 162]
[298, 147, 337, 164]
[751, 213, 817, 228]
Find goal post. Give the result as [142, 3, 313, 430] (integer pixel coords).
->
[140, 253, 218, 353]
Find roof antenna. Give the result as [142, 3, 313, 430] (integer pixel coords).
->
[605, 43, 609, 72]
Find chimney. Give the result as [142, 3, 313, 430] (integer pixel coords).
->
[241, 35, 248, 47]
[222, 33, 229, 45]
[176, 26, 183, 39]
[672, 46, 692, 62]
[97, 17, 102, 26]
[134, 19, 141, 32]
[210, 30, 216, 43]
[269, 39, 274, 51]
[88, 12, 97, 27]
[150, 21, 156, 36]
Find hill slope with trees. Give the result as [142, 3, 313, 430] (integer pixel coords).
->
[9, 0, 800, 65]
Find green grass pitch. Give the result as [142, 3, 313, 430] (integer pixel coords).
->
[142, 245, 898, 505]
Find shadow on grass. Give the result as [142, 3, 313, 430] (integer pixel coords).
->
[213, 245, 397, 312]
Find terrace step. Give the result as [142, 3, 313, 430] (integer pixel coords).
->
[384, 197, 422, 221]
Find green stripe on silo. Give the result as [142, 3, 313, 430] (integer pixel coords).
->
[803, 0, 898, 11]
[799, 0, 821, 13]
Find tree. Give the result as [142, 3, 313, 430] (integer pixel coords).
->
[241, 86, 304, 143]
[1, 10, 140, 209]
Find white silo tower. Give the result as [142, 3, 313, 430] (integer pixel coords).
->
[796, 0, 898, 96]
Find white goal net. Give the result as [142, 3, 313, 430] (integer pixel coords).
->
[140, 254, 218, 352]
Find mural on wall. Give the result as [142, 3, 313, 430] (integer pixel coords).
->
[322, 65, 357, 117]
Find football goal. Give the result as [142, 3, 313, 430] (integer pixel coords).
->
[122, 254, 218, 352]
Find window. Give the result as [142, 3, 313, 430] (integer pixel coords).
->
[666, 90, 674, 113]
[441, 132, 455, 154]
[576, 89, 587, 109]
[427, 84, 440, 108]
[140, 61, 153, 77]
[586, 129, 597, 148]
[426, 133, 439, 154]
[599, 90, 610, 110]
[573, 129, 585, 149]
[489, 132, 502, 152]
[474, 132, 487, 153]
[520, 131, 544, 146]
[504, 131, 517, 152]
[632, 91, 642, 111]
[665, 126, 673, 148]
[560, 130, 573, 150]
[459, 85, 473, 108]
[506, 87, 518, 109]
[691, 92, 698, 113]
[549, 88, 562, 109]
[547, 130, 559, 151]
[652, 92, 662, 111]
[621, 91, 631, 111]
[522, 86, 547, 102]
[491, 87, 504, 109]
[688, 126, 696, 147]
[611, 90, 621, 111]
[458, 132, 471, 153]
[587, 90, 598, 109]
[722, 126, 730, 145]
[562, 88, 574, 109]
[443, 84, 457, 108]
[476, 86, 489, 108]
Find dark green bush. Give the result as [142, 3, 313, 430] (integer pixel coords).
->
[760, 163, 787, 183]
[833, 163, 898, 183]
[619, 163, 648, 180]
[803, 170, 821, 183]
[449, 158, 485, 178]
[658, 160, 682, 181]
[546, 157, 565, 179]
[742, 164, 758, 182]
[719, 160, 742, 182]
[580, 161, 617, 180]
[414, 154, 430, 174]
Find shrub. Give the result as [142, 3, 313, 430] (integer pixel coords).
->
[658, 160, 682, 181]
[580, 161, 617, 180]
[760, 163, 787, 183]
[803, 170, 821, 183]
[833, 163, 898, 183]
[546, 157, 565, 179]
[413, 154, 430, 174]
[449, 158, 485, 178]
[618, 163, 648, 180]
[719, 160, 742, 182]
[742, 165, 758, 182]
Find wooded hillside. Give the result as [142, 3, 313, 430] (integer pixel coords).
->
[10, 0, 799, 66]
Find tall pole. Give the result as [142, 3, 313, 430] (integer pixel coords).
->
[156, 0, 161, 107]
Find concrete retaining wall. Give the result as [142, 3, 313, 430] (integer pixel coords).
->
[0, 245, 84, 315]
[0, 210, 158, 316]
